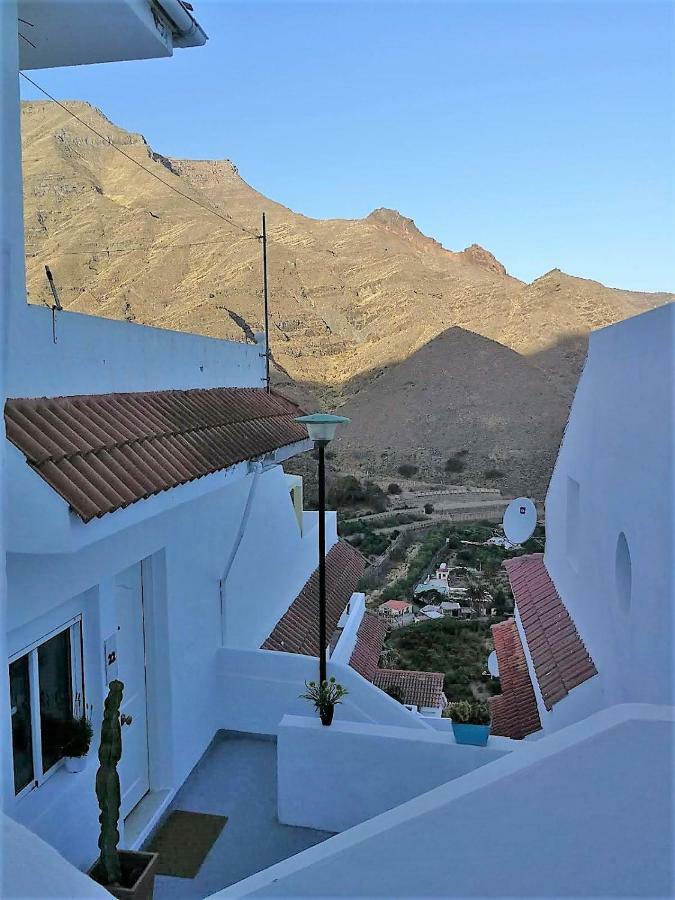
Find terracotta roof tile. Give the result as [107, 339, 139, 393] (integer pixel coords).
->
[372, 669, 446, 709]
[349, 612, 387, 680]
[262, 541, 366, 656]
[504, 554, 598, 710]
[5, 388, 307, 522]
[489, 618, 542, 740]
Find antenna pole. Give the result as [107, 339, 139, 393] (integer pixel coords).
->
[261, 212, 270, 393]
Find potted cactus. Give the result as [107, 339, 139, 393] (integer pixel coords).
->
[450, 700, 492, 746]
[89, 681, 158, 900]
[61, 697, 93, 773]
[300, 677, 348, 726]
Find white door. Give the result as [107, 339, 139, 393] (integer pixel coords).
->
[114, 562, 150, 817]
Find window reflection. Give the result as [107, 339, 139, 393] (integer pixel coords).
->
[38, 630, 72, 772]
[9, 656, 33, 793]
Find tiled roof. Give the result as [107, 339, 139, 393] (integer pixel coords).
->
[349, 612, 387, 680]
[373, 669, 446, 710]
[380, 600, 410, 611]
[504, 554, 598, 710]
[5, 388, 307, 523]
[489, 618, 542, 740]
[262, 541, 366, 656]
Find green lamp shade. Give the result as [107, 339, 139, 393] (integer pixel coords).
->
[294, 413, 350, 443]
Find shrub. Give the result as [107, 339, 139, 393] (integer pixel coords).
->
[387, 483, 402, 494]
[398, 463, 418, 478]
[424, 503, 434, 514]
[444, 457, 466, 473]
[483, 468, 504, 480]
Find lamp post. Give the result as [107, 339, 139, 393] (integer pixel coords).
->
[294, 413, 350, 686]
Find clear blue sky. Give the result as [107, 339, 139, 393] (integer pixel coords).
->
[20, 1, 674, 292]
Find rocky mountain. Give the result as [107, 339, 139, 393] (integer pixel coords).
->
[21, 100, 672, 496]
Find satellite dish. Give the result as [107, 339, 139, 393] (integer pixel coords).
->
[503, 497, 537, 544]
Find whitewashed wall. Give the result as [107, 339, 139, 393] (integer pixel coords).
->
[544, 304, 674, 712]
[216, 705, 674, 899]
[277, 715, 517, 832]
[217, 649, 431, 736]
[7, 305, 264, 399]
[4, 464, 321, 869]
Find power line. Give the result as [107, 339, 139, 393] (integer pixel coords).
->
[20, 72, 261, 241]
[25, 236, 257, 257]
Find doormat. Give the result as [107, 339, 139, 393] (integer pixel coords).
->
[146, 810, 228, 878]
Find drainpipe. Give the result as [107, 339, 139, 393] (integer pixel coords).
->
[219, 461, 263, 645]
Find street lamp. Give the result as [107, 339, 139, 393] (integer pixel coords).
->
[294, 413, 350, 686]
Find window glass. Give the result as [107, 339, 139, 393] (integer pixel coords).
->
[9, 656, 33, 793]
[38, 629, 72, 772]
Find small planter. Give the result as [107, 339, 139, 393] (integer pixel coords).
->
[320, 705, 334, 727]
[451, 722, 491, 747]
[89, 850, 159, 900]
[64, 754, 88, 773]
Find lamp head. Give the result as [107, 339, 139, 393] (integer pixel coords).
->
[295, 412, 350, 444]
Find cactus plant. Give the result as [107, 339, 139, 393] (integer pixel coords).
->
[95, 680, 124, 885]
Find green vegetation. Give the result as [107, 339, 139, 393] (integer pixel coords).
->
[347, 529, 393, 557]
[449, 699, 491, 724]
[483, 468, 504, 480]
[444, 457, 466, 473]
[387, 482, 402, 494]
[424, 503, 434, 514]
[380, 524, 452, 600]
[327, 475, 387, 513]
[387, 617, 495, 701]
[397, 463, 418, 478]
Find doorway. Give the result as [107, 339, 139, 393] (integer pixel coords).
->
[114, 562, 150, 818]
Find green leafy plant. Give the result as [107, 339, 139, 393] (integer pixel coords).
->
[450, 699, 491, 725]
[444, 457, 466, 473]
[387, 483, 402, 494]
[300, 677, 348, 714]
[61, 700, 94, 758]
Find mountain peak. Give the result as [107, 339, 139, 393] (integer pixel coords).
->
[366, 208, 443, 251]
[460, 244, 508, 276]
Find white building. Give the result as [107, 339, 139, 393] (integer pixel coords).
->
[2, 4, 673, 898]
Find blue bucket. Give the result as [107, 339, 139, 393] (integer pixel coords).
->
[451, 722, 491, 746]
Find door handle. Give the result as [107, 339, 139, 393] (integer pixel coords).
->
[120, 713, 133, 726]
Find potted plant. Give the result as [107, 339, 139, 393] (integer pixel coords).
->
[450, 700, 492, 746]
[89, 681, 159, 900]
[61, 697, 94, 773]
[300, 677, 348, 726]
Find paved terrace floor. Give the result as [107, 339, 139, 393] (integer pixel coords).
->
[150, 733, 332, 899]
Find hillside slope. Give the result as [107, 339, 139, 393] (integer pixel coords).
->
[21, 100, 672, 494]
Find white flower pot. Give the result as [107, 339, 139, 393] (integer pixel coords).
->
[64, 755, 87, 773]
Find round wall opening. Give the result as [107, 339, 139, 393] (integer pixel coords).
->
[615, 532, 632, 613]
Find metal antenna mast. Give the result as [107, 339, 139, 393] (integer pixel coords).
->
[261, 212, 270, 393]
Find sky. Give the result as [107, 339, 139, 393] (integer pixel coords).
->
[20, 0, 674, 292]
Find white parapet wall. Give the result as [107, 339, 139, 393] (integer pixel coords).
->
[277, 715, 519, 832]
[329, 593, 365, 665]
[213, 704, 674, 899]
[217, 648, 431, 737]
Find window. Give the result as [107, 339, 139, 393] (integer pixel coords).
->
[9, 619, 83, 796]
